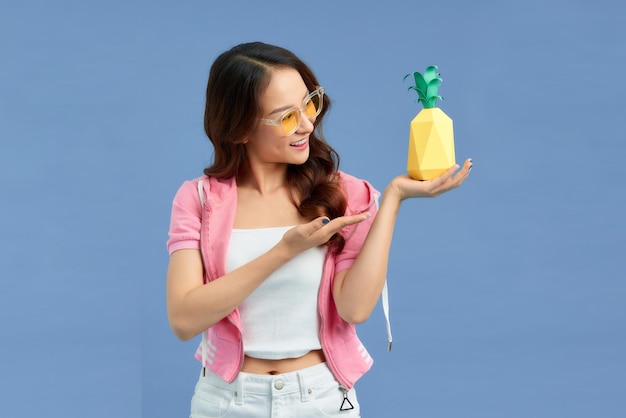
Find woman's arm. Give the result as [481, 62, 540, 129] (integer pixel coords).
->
[332, 158, 472, 324]
[167, 246, 291, 341]
[166, 213, 371, 341]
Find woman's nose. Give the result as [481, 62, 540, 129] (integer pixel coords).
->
[297, 111, 315, 133]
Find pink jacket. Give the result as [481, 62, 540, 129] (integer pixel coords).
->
[167, 172, 380, 389]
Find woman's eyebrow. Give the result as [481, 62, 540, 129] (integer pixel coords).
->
[268, 90, 309, 115]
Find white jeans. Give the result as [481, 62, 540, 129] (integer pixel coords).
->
[190, 363, 361, 418]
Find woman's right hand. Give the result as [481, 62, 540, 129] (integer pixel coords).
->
[278, 213, 371, 258]
[386, 158, 472, 201]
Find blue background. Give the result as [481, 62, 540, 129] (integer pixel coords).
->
[2, 1, 625, 417]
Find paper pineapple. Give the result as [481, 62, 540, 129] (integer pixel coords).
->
[404, 66, 456, 180]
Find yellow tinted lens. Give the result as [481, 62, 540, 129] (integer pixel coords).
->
[304, 94, 321, 118]
[280, 110, 299, 134]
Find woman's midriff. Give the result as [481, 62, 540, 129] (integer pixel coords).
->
[241, 349, 326, 375]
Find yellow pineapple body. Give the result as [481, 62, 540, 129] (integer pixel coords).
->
[407, 108, 456, 180]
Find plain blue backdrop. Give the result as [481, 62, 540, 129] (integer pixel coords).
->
[1, 1, 625, 417]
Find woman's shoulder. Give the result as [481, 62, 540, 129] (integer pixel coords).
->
[335, 171, 380, 208]
[173, 175, 238, 204]
[336, 170, 377, 191]
[173, 175, 208, 201]
[168, 176, 206, 217]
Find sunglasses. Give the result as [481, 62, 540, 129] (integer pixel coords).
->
[259, 87, 325, 136]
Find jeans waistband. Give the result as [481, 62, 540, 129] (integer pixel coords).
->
[200, 362, 335, 398]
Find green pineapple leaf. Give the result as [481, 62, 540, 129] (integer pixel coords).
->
[426, 79, 441, 99]
[405, 66, 444, 109]
[403, 72, 427, 100]
[423, 66, 441, 84]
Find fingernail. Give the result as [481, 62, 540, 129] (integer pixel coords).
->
[362, 212, 371, 220]
[322, 218, 330, 225]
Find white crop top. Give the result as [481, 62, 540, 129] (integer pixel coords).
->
[226, 226, 326, 359]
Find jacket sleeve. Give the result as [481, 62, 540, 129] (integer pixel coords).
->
[166, 178, 203, 255]
[334, 173, 380, 273]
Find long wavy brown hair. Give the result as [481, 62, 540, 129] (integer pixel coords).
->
[203, 42, 347, 252]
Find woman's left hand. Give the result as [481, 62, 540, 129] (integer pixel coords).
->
[387, 158, 472, 200]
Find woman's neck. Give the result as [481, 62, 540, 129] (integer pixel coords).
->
[238, 164, 290, 196]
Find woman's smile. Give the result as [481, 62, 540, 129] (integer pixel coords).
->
[290, 137, 308, 149]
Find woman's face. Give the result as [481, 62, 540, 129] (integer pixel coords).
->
[244, 68, 316, 168]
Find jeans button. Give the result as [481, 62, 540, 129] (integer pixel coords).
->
[274, 380, 285, 390]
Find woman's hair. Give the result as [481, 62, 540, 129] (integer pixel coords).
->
[203, 42, 347, 252]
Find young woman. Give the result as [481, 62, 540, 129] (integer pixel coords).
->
[166, 42, 471, 417]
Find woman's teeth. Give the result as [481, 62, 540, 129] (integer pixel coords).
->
[291, 138, 307, 146]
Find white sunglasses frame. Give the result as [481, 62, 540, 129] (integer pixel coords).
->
[259, 87, 325, 136]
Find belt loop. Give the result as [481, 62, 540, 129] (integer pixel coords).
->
[298, 371, 311, 402]
[235, 376, 244, 405]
